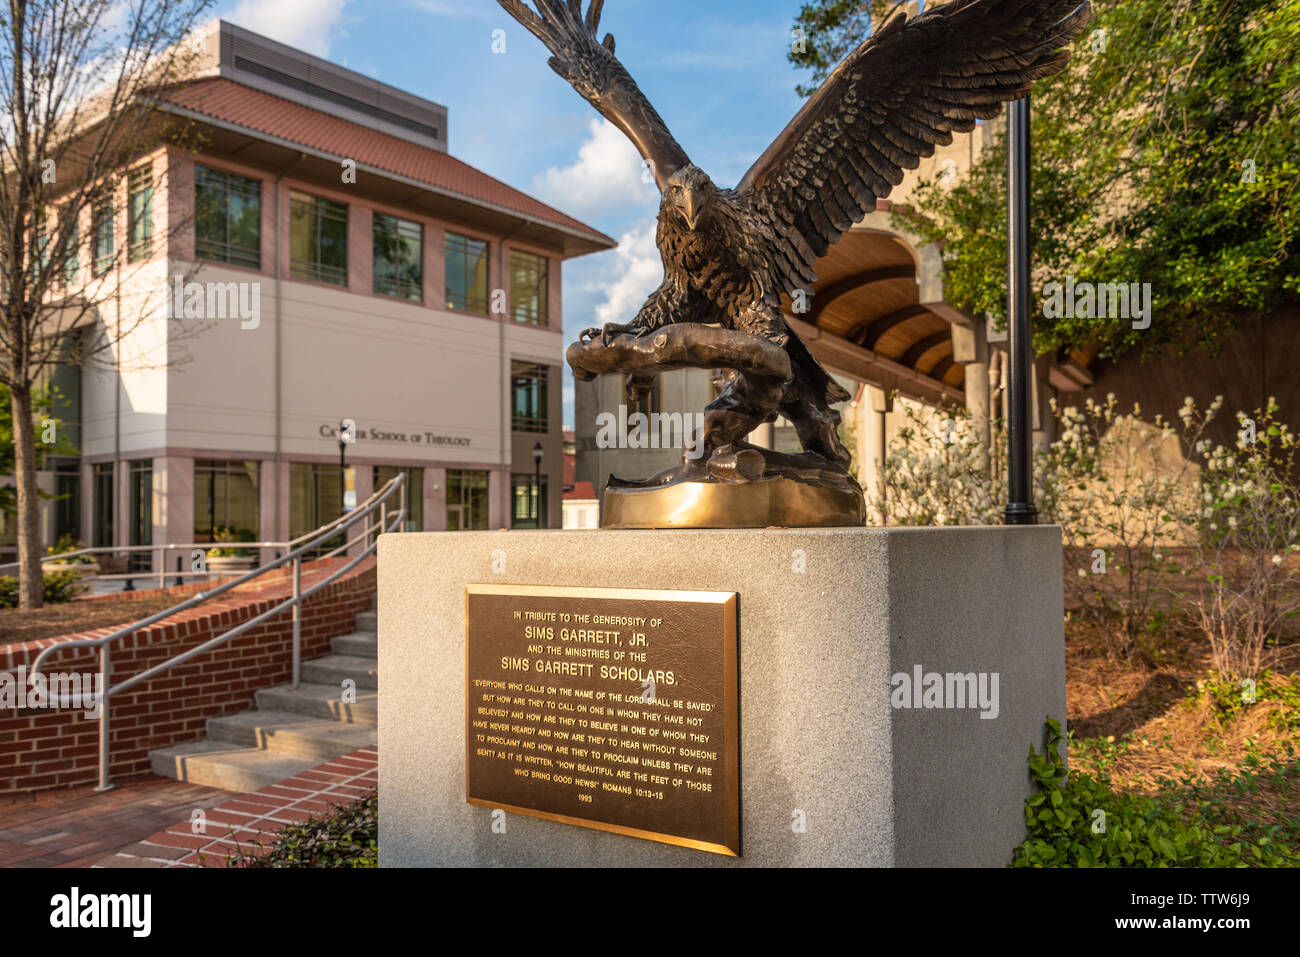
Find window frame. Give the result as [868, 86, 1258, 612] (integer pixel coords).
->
[511, 473, 548, 529]
[372, 212, 423, 302]
[444, 231, 489, 313]
[63, 218, 79, 287]
[509, 248, 549, 326]
[193, 459, 262, 545]
[289, 190, 348, 287]
[92, 462, 114, 548]
[511, 361, 549, 434]
[194, 164, 262, 269]
[127, 165, 154, 262]
[92, 199, 115, 277]
[446, 469, 490, 530]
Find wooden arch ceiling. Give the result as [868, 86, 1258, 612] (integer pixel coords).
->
[780, 229, 965, 393]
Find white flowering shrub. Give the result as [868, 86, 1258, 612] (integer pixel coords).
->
[1040, 394, 1209, 659]
[874, 391, 1298, 674]
[867, 401, 1004, 527]
[1175, 398, 1300, 682]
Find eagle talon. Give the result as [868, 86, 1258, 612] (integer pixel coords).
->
[599, 322, 638, 347]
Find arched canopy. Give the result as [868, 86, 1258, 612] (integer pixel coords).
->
[781, 224, 967, 405]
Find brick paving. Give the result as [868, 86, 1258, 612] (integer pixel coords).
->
[93, 748, 377, 868]
[0, 775, 233, 868]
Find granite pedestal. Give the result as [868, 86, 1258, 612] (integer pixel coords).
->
[378, 526, 1064, 867]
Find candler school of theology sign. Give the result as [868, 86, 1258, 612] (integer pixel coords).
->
[317, 423, 471, 447]
[465, 585, 740, 856]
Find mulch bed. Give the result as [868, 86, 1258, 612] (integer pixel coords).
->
[0, 596, 188, 645]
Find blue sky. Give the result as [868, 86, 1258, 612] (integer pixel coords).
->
[215, 0, 818, 426]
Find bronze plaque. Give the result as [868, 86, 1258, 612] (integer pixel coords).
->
[465, 584, 739, 856]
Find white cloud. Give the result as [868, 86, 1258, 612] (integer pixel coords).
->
[407, 0, 496, 16]
[592, 220, 663, 327]
[532, 118, 660, 221]
[560, 218, 663, 426]
[229, 0, 348, 57]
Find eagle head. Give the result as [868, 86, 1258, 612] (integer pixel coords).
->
[663, 165, 715, 232]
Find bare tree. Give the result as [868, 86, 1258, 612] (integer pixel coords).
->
[1, 0, 211, 608]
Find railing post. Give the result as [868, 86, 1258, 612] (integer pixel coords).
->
[93, 643, 115, 792]
[291, 556, 302, 689]
[400, 476, 407, 533]
[158, 547, 165, 589]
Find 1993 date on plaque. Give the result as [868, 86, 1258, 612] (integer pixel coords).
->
[465, 584, 739, 856]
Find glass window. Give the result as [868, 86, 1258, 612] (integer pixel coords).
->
[290, 462, 346, 557]
[195, 165, 261, 268]
[373, 213, 422, 302]
[512, 361, 548, 433]
[445, 232, 488, 313]
[53, 463, 80, 545]
[373, 466, 423, 531]
[35, 360, 82, 450]
[128, 165, 153, 262]
[129, 460, 152, 572]
[63, 219, 79, 286]
[92, 462, 114, 548]
[446, 470, 489, 530]
[511, 474, 547, 529]
[193, 460, 261, 544]
[289, 191, 348, 286]
[509, 249, 548, 326]
[92, 200, 114, 276]
[35, 229, 51, 282]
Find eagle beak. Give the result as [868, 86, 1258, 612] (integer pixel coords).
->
[682, 191, 700, 230]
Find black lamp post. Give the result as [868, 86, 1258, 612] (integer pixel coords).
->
[339, 418, 353, 516]
[1004, 97, 1038, 526]
[532, 442, 544, 529]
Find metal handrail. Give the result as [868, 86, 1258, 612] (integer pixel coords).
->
[0, 477, 405, 586]
[27, 473, 406, 792]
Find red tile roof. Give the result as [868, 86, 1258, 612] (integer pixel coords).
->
[159, 78, 614, 248]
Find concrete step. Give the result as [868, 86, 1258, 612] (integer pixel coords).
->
[255, 682, 378, 723]
[332, 631, 378, 658]
[207, 709, 376, 760]
[300, 654, 378, 691]
[150, 595, 381, 793]
[150, 739, 323, 792]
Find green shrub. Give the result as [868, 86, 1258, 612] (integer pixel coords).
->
[227, 792, 376, 868]
[0, 569, 87, 609]
[1196, 671, 1300, 735]
[1012, 719, 1297, 867]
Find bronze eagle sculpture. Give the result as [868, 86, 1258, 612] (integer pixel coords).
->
[501, 0, 1090, 521]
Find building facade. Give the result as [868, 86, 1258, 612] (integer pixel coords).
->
[2, 20, 614, 567]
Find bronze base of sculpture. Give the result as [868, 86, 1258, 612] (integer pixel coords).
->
[601, 443, 866, 529]
[603, 476, 866, 529]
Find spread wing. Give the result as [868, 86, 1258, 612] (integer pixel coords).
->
[739, 0, 1090, 291]
[498, 0, 691, 192]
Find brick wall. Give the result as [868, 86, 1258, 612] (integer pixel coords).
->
[0, 557, 375, 797]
